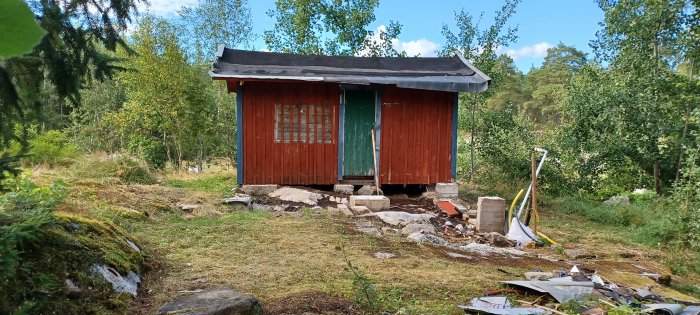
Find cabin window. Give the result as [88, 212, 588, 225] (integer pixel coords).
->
[275, 104, 332, 144]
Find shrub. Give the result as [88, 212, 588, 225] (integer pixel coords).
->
[126, 134, 167, 170]
[70, 154, 157, 185]
[24, 129, 79, 167]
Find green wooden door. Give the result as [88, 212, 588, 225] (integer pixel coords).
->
[343, 90, 376, 177]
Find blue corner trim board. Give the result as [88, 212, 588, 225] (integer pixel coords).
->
[451, 92, 458, 181]
[338, 90, 345, 181]
[236, 83, 243, 185]
[375, 90, 382, 181]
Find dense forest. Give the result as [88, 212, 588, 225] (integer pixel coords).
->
[1, 0, 700, 312]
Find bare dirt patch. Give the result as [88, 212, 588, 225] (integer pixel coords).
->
[263, 291, 353, 315]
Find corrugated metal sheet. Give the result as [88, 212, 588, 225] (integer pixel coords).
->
[379, 86, 454, 185]
[242, 81, 339, 185]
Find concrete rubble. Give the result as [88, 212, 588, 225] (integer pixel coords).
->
[349, 195, 390, 211]
[268, 187, 321, 205]
[243, 184, 544, 261]
[333, 184, 354, 194]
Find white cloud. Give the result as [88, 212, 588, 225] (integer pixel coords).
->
[139, 0, 199, 16]
[500, 42, 553, 60]
[360, 25, 439, 57]
[394, 38, 439, 57]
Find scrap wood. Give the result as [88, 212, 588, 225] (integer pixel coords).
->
[515, 300, 567, 315]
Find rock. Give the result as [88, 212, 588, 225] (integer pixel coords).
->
[66, 279, 81, 294]
[381, 227, 401, 234]
[459, 243, 526, 257]
[564, 248, 595, 259]
[241, 184, 278, 196]
[641, 273, 672, 286]
[349, 195, 390, 210]
[350, 205, 371, 214]
[357, 185, 382, 195]
[69, 222, 81, 231]
[401, 223, 437, 235]
[603, 195, 630, 206]
[484, 232, 516, 247]
[223, 196, 252, 209]
[446, 252, 474, 259]
[126, 239, 141, 253]
[356, 227, 382, 237]
[337, 204, 353, 216]
[90, 264, 141, 296]
[268, 187, 321, 205]
[355, 220, 373, 228]
[333, 184, 355, 195]
[369, 211, 435, 226]
[407, 232, 448, 246]
[251, 203, 271, 211]
[373, 252, 396, 259]
[179, 204, 201, 213]
[273, 205, 287, 212]
[391, 194, 409, 199]
[156, 287, 261, 315]
[340, 198, 348, 204]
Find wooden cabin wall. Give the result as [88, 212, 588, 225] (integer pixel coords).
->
[241, 81, 339, 185]
[379, 86, 454, 185]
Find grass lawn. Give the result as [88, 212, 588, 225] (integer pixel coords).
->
[30, 168, 700, 314]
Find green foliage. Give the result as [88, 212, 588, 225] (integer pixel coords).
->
[0, 0, 141, 184]
[69, 155, 157, 185]
[0, 177, 146, 313]
[23, 129, 78, 167]
[116, 17, 233, 170]
[126, 134, 167, 170]
[264, 0, 404, 57]
[0, 0, 46, 57]
[176, 0, 254, 62]
[336, 243, 380, 315]
[69, 78, 126, 153]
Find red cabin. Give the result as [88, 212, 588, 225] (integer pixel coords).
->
[210, 47, 490, 186]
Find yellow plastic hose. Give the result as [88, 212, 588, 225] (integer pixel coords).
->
[536, 232, 557, 245]
[508, 189, 525, 229]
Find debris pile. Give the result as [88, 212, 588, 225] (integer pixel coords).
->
[460, 266, 700, 315]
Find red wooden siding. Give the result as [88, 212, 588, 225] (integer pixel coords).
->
[379, 86, 454, 185]
[242, 81, 339, 185]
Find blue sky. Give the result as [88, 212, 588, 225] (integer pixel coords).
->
[143, 0, 604, 72]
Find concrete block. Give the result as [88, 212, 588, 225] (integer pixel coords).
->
[241, 184, 278, 196]
[476, 196, 505, 233]
[337, 204, 353, 216]
[349, 195, 390, 211]
[333, 184, 355, 195]
[435, 182, 458, 198]
[350, 206, 371, 214]
[358, 185, 382, 195]
[222, 196, 251, 209]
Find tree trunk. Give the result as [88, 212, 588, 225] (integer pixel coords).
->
[654, 160, 661, 195]
[676, 61, 694, 181]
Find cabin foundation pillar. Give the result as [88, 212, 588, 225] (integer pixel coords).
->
[435, 182, 458, 198]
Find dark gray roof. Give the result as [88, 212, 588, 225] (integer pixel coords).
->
[209, 46, 490, 93]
